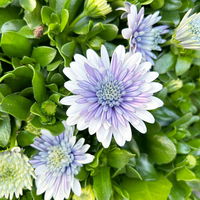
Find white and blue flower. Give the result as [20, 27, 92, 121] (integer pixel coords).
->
[121, 4, 168, 63]
[30, 123, 94, 200]
[61, 45, 163, 148]
[173, 9, 200, 49]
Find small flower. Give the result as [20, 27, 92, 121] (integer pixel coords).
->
[0, 147, 34, 200]
[172, 9, 200, 49]
[84, 0, 112, 18]
[61, 45, 163, 148]
[30, 122, 94, 200]
[122, 4, 168, 63]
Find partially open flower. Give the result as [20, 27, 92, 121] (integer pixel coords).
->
[173, 9, 200, 49]
[122, 4, 168, 63]
[84, 0, 112, 18]
[0, 147, 34, 200]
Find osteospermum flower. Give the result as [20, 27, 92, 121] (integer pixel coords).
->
[121, 4, 168, 63]
[0, 147, 34, 199]
[60, 45, 163, 148]
[172, 9, 200, 49]
[30, 123, 94, 200]
[84, 0, 112, 18]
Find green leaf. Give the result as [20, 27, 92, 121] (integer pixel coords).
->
[98, 24, 118, 41]
[154, 52, 176, 74]
[0, 94, 32, 120]
[31, 46, 57, 67]
[107, 148, 134, 169]
[176, 167, 197, 181]
[60, 9, 69, 32]
[1, 31, 32, 57]
[47, 60, 62, 71]
[1, 19, 26, 33]
[41, 6, 54, 25]
[61, 41, 75, 58]
[29, 65, 47, 103]
[17, 131, 36, 147]
[175, 56, 192, 76]
[151, 0, 164, 9]
[160, 11, 180, 26]
[122, 175, 172, 200]
[0, 113, 11, 147]
[49, 0, 68, 13]
[0, 0, 12, 8]
[24, 2, 42, 28]
[0, 7, 20, 29]
[93, 167, 112, 200]
[147, 133, 177, 164]
[30, 116, 65, 135]
[19, 0, 36, 11]
[135, 154, 158, 180]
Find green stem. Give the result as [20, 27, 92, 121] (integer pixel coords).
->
[10, 129, 17, 148]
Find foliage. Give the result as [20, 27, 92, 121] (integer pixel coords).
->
[0, 0, 200, 199]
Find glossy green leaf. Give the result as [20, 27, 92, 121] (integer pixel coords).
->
[0, 94, 32, 120]
[176, 167, 197, 181]
[29, 65, 47, 103]
[60, 9, 69, 31]
[0, 113, 11, 147]
[98, 24, 118, 41]
[1, 31, 32, 57]
[1, 19, 26, 33]
[17, 131, 36, 147]
[19, 0, 36, 11]
[175, 56, 192, 76]
[135, 154, 158, 180]
[61, 41, 76, 58]
[122, 175, 172, 200]
[147, 133, 177, 164]
[41, 6, 54, 25]
[154, 52, 176, 74]
[93, 167, 112, 200]
[32, 46, 57, 67]
[108, 148, 134, 169]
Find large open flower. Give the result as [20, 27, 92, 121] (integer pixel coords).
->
[0, 147, 34, 199]
[61, 45, 163, 148]
[30, 123, 94, 200]
[173, 9, 200, 49]
[121, 4, 168, 63]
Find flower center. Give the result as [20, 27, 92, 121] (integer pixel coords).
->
[96, 77, 123, 107]
[47, 145, 74, 172]
[190, 18, 200, 41]
[0, 166, 15, 181]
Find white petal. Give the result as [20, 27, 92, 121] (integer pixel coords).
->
[123, 52, 142, 69]
[96, 126, 109, 142]
[63, 67, 76, 81]
[64, 81, 79, 92]
[137, 61, 152, 73]
[60, 95, 79, 105]
[113, 128, 126, 146]
[88, 118, 102, 135]
[74, 54, 87, 66]
[120, 123, 132, 141]
[86, 49, 102, 69]
[142, 72, 159, 82]
[135, 110, 155, 123]
[101, 130, 112, 148]
[113, 45, 126, 63]
[74, 138, 85, 149]
[72, 179, 81, 196]
[149, 82, 163, 93]
[66, 104, 85, 116]
[78, 154, 94, 164]
[101, 45, 110, 68]
[145, 96, 163, 110]
[122, 28, 132, 39]
[130, 118, 147, 133]
[70, 61, 87, 80]
[77, 118, 88, 130]
[66, 115, 80, 126]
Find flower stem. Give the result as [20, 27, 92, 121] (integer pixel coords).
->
[69, 11, 87, 30]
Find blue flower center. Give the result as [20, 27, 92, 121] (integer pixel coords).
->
[47, 145, 74, 173]
[96, 77, 123, 107]
[190, 18, 200, 41]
